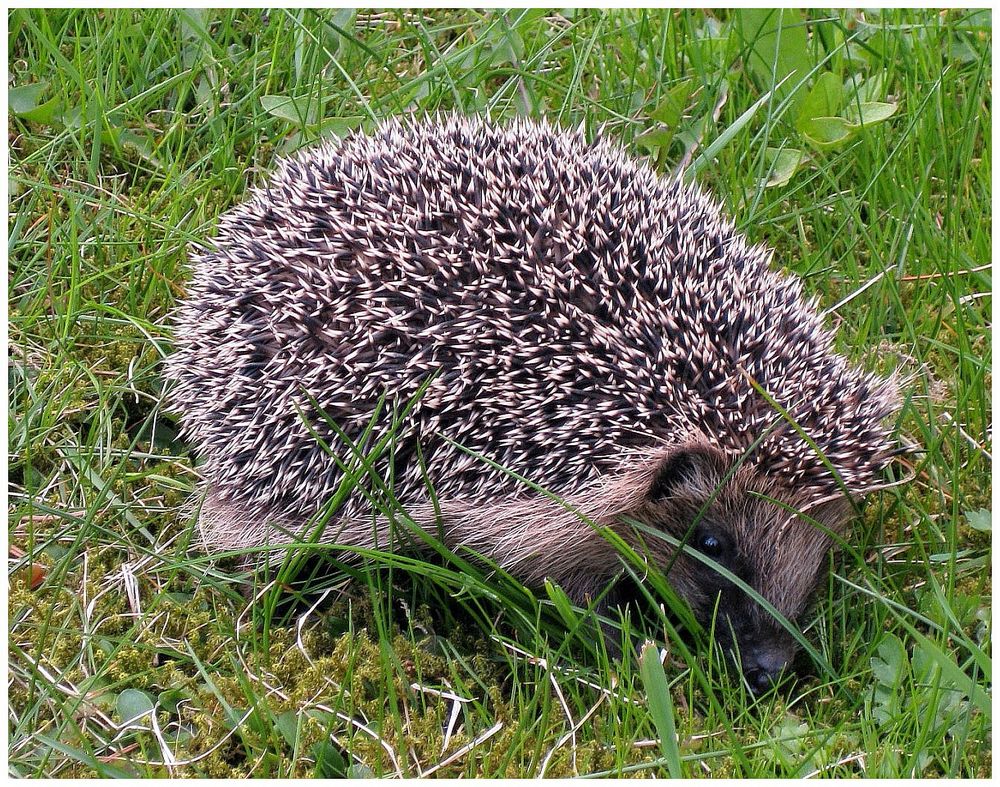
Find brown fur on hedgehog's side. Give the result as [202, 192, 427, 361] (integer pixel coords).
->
[165, 116, 901, 693]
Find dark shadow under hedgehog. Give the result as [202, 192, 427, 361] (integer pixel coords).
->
[164, 115, 901, 693]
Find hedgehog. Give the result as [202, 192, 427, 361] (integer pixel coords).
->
[165, 115, 900, 693]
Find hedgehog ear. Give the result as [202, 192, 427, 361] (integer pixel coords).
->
[649, 444, 727, 501]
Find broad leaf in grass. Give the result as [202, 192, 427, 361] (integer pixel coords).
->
[737, 9, 812, 111]
[965, 508, 991, 532]
[317, 115, 365, 139]
[870, 634, 907, 724]
[311, 741, 348, 778]
[10, 82, 62, 125]
[9, 82, 47, 115]
[261, 94, 322, 127]
[824, 23, 868, 71]
[797, 71, 843, 126]
[798, 116, 853, 148]
[322, 7, 357, 56]
[844, 100, 898, 126]
[274, 710, 300, 747]
[854, 72, 887, 104]
[116, 688, 155, 723]
[635, 127, 675, 154]
[157, 688, 187, 714]
[766, 715, 813, 774]
[648, 78, 697, 131]
[764, 147, 805, 187]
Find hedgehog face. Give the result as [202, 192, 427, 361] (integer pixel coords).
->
[633, 441, 852, 693]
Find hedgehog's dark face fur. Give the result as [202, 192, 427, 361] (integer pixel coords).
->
[622, 439, 852, 692]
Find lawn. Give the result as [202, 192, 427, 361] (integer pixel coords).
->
[7, 8, 991, 777]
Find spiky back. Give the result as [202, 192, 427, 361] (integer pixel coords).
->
[166, 116, 898, 524]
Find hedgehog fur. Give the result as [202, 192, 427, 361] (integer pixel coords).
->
[165, 115, 900, 690]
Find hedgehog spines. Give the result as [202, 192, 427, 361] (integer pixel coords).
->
[166, 113, 900, 559]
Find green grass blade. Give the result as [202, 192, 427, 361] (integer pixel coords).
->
[639, 641, 683, 778]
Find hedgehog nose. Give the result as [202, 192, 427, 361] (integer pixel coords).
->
[743, 647, 790, 694]
[746, 666, 777, 695]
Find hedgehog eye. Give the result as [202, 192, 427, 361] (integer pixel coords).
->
[696, 533, 725, 559]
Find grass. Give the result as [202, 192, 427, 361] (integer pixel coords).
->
[7, 7, 991, 778]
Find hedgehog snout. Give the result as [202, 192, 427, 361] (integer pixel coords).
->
[707, 606, 796, 693]
[741, 640, 795, 695]
[705, 586, 799, 694]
